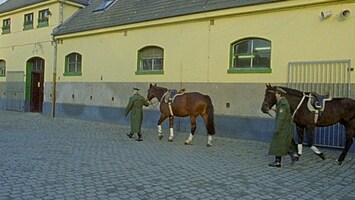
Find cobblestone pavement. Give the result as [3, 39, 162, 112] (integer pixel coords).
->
[0, 110, 354, 200]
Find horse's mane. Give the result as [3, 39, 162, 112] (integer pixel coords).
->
[277, 86, 304, 97]
[273, 86, 304, 97]
[154, 85, 168, 91]
[150, 84, 168, 92]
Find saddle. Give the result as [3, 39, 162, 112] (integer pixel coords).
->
[306, 92, 332, 124]
[310, 92, 331, 110]
[164, 88, 185, 103]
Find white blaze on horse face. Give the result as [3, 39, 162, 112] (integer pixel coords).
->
[298, 144, 303, 155]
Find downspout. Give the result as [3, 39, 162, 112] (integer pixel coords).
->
[51, 0, 64, 117]
[51, 37, 57, 117]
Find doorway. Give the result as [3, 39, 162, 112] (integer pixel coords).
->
[27, 57, 45, 112]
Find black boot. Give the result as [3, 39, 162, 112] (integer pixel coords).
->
[127, 132, 133, 139]
[289, 152, 299, 164]
[268, 156, 281, 168]
[135, 133, 143, 141]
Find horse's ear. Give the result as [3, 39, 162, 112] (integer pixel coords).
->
[154, 83, 157, 86]
[266, 83, 271, 88]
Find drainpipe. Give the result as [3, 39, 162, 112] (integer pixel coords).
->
[51, 37, 57, 117]
[60, 0, 65, 24]
[51, 0, 64, 117]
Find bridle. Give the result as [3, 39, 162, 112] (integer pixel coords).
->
[264, 88, 310, 119]
[147, 88, 167, 109]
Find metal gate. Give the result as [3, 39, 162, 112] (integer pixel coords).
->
[287, 59, 352, 148]
[6, 71, 25, 111]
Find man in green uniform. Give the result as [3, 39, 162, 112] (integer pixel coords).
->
[268, 87, 299, 167]
[125, 87, 150, 141]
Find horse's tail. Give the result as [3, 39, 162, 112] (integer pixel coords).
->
[205, 95, 215, 135]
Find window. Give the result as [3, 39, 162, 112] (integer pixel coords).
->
[0, 60, 5, 76]
[32, 59, 44, 72]
[64, 53, 82, 76]
[228, 38, 271, 73]
[136, 46, 164, 74]
[24, 13, 34, 30]
[2, 18, 11, 34]
[93, 0, 116, 12]
[38, 9, 49, 27]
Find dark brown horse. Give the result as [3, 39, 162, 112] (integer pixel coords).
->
[147, 84, 215, 147]
[261, 84, 355, 165]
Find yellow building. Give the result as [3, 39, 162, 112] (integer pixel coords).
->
[0, 0, 89, 112]
[1, 0, 354, 147]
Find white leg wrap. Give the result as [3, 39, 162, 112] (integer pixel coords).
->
[169, 128, 174, 139]
[298, 144, 303, 155]
[185, 133, 193, 145]
[311, 145, 321, 154]
[207, 135, 212, 144]
[158, 125, 162, 134]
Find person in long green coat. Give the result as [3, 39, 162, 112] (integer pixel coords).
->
[125, 88, 150, 141]
[268, 87, 298, 167]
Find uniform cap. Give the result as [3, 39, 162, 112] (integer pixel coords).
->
[275, 87, 287, 94]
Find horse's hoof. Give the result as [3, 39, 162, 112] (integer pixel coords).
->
[206, 143, 212, 147]
[168, 139, 173, 142]
[159, 135, 163, 140]
[184, 141, 192, 145]
[317, 153, 326, 160]
[334, 159, 342, 165]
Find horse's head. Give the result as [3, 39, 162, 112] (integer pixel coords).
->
[261, 83, 277, 115]
[147, 83, 167, 102]
[147, 83, 157, 101]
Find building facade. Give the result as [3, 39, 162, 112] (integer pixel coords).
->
[0, 0, 89, 112]
[1, 0, 354, 148]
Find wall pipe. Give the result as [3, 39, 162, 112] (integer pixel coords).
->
[51, 0, 64, 117]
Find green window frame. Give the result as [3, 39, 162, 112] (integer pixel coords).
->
[2, 18, 11, 34]
[64, 53, 82, 76]
[24, 13, 34, 30]
[228, 38, 271, 74]
[38, 9, 49, 28]
[136, 46, 164, 75]
[0, 60, 6, 77]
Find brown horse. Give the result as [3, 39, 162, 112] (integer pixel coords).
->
[261, 84, 355, 165]
[147, 84, 215, 147]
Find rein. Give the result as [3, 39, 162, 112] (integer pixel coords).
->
[149, 98, 160, 108]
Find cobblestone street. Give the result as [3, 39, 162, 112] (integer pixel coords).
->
[0, 110, 354, 199]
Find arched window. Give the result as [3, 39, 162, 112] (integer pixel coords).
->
[137, 46, 164, 74]
[0, 60, 6, 76]
[229, 38, 271, 73]
[64, 53, 82, 76]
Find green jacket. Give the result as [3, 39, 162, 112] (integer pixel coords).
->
[125, 94, 150, 133]
[268, 97, 294, 156]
